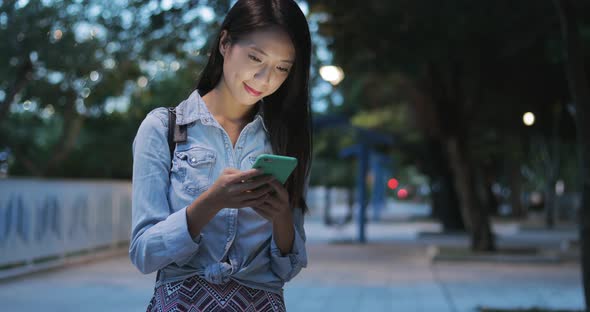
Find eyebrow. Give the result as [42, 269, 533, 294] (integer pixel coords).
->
[249, 46, 294, 64]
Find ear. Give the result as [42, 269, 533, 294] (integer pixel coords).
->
[219, 30, 231, 57]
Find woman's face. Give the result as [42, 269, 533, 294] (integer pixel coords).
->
[219, 27, 295, 106]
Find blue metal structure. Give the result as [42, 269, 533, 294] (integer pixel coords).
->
[314, 115, 395, 243]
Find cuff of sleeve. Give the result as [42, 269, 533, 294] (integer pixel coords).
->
[270, 227, 307, 280]
[162, 206, 201, 267]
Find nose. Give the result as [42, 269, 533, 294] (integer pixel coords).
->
[254, 65, 272, 86]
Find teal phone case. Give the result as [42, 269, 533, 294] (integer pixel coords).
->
[251, 154, 297, 184]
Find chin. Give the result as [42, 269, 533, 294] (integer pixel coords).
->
[239, 92, 263, 106]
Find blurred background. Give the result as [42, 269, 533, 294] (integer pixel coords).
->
[1, 0, 589, 311]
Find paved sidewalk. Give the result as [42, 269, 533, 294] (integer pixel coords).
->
[0, 219, 584, 312]
[288, 243, 583, 312]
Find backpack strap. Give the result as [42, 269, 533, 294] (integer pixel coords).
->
[167, 107, 188, 168]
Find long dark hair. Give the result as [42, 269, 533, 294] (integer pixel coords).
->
[197, 0, 312, 213]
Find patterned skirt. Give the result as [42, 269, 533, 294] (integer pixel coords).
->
[146, 274, 286, 312]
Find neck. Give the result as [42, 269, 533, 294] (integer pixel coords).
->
[202, 79, 256, 125]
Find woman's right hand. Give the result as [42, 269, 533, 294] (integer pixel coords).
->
[186, 168, 275, 238]
[205, 168, 276, 210]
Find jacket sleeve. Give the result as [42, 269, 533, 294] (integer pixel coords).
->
[128, 108, 202, 274]
[269, 177, 309, 282]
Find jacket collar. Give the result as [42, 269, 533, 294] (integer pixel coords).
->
[174, 89, 267, 133]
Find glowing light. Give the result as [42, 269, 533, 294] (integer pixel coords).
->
[387, 178, 399, 190]
[53, 29, 63, 41]
[103, 58, 115, 69]
[170, 61, 180, 71]
[75, 98, 86, 114]
[523, 112, 535, 126]
[556, 180, 565, 196]
[198, 7, 215, 23]
[23, 100, 31, 111]
[319, 65, 344, 86]
[161, 0, 173, 11]
[81, 88, 91, 98]
[90, 71, 100, 81]
[16, 0, 30, 9]
[137, 76, 148, 88]
[41, 104, 55, 118]
[397, 188, 408, 199]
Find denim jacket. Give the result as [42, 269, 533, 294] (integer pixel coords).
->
[129, 89, 307, 294]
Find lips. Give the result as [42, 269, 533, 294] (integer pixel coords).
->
[243, 83, 262, 97]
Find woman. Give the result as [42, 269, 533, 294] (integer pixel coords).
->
[129, 0, 312, 311]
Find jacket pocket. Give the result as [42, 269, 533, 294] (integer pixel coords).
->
[174, 146, 216, 196]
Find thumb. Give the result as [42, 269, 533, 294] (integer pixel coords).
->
[223, 167, 240, 175]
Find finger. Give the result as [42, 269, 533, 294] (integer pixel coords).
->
[234, 175, 275, 193]
[233, 169, 266, 183]
[225, 174, 270, 194]
[261, 197, 283, 213]
[252, 203, 273, 213]
[237, 184, 273, 201]
[263, 194, 280, 206]
[266, 178, 284, 191]
[252, 207, 273, 220]
[223, 167, 240, 175]
[241, 192, 270, 207]
[266, 179, 288, 198]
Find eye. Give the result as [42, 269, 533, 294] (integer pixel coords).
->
[277, 66, 290, 73]
[248, 54, 262, 62]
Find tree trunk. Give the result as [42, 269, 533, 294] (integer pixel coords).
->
[482, 162, 499, 216]
[323, 186, 332, 225]
[424, 62, 495, 251]
[426, 139, 465, 231]
[541, 104, 563, 228]
[43, 115, 84, 175]
[446, 137, 496, 251]
[0, 58, 33, 123]
[17, 93, 85, 177]
[12, 147, 43, 176]
[554, 0, 590, 308]
[507, 156, 525, 218]
[545, 181, 557, 228]
[42, 90, 85, 176]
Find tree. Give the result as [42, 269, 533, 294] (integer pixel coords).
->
[553, 0, 590, 307]
[312, 0, 576, 250]
[0, 0, 218, 177]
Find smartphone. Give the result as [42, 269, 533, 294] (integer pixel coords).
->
[251, 154, 297, 184]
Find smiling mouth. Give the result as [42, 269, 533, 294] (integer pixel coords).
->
[243, 83, 262, 96]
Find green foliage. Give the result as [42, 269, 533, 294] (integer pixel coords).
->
[1, 0, 217, 178]
[310, 0, 588, 192]
[310, 158, 356, 188]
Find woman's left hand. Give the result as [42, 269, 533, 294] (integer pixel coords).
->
[251, 179, 290, 222]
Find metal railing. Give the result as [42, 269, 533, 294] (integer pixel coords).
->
[0, 178, 132, 279]
[0, 178, 356, 279]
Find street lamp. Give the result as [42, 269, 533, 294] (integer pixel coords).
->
[523, 112, 535, 126]
[319, 65, 344, 86]
[319, 65, 344, 112]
